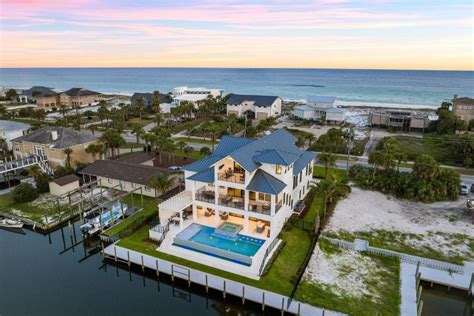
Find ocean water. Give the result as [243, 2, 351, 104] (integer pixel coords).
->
[1, 68, 473, 109]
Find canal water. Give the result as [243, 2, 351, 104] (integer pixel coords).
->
[421, 282, 473, 316]
[0, 222, 270, 316]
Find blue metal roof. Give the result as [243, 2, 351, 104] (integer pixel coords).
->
[253, 149, 300, 166]
[213, 135, 255, 157]
[307, 96, 336, 103]
[325, 107, 344, 113]
[226, 94, 279, 107]
[246, 170, 286, 195]
[294, 105, 316, 111]
[182, 155, 222, 172]
[230, 129, 301, 172]
[293, 151, 316, 175]
[187, 168, 215, 183]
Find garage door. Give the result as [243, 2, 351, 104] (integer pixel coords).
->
[256, 112, 268, 120]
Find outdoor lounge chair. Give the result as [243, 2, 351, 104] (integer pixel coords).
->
[220, 212, 229, 220]
[256, 221, 265, 233]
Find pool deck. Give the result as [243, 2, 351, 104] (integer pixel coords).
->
[103, 243, 341, 316]
[159, 220, 276, 279]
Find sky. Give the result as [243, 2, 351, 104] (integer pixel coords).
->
[0, 0, 473, 70]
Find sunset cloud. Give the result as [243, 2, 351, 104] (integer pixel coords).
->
[0, 0, 472, 69]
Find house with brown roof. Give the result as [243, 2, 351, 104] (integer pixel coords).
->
[11, 127, 101, 168]
[19, 86, 59, 108]
[79, 153, 181, 198]
[58, 88, 101, 108]
[452, 95, 474, 122]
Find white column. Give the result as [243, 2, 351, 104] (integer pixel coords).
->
[192, 204, 197, 220]
[214, 185, 219, 205]
[271, 194, 276, 215]
[244, 190, 249, 211]
[214, 209, 219, 226]
[243, 215, 249, 232]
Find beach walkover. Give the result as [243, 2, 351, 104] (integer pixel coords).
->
[103, 244, 342, 316]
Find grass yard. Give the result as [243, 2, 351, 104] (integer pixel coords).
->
[295, 239, 401, 316]
[172, 148, 207, 160]
[0, 192, 73, 224]
[117, 224, 311, 295]
[103, 194, 157, 237]
[313, 166, 347, 181]
[125, 118, 152, 128]
[175, 137, 218, 146]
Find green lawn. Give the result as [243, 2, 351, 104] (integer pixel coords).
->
[313, 166, 347, 181]
[0, 192, 73, 224]
[175, 137, 218, 146]
[103, 194, 157, 237]
[295, 239, 401, 316]
[118, 224, 311, 295]
[122, 142, 145, 149]
[125, 118, 152, 128]
[172, 148, 206, 160]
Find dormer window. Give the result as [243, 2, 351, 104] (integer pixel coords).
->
[275, 164, 282, 175]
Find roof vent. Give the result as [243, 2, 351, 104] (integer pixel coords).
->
[51, 130, 58, 141]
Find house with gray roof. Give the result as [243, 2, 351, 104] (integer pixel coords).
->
[0, 120, 30, 150]
[11, 127, 100, 167]
[226, 94, 282, 120]
[154, 129, 315, 263]
[130, 92, 172, 112]
[58, 87, 101, 108]
[293, 95, 345, 125]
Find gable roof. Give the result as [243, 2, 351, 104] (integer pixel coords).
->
[52, 174, 80, 186]
[0, 120, 30, 132]
[253, 149, 300, 166]
[21, 86, 57, 97]
[294, 105, 317, 111]
[62, 88, 101, 97]
[12, 127, 98, 149]
[226, 94, 279, 107]
[80, 158, 173, 186]
[293, 151, 315, 175]
[246, 169, 286, 195]
[453, 97, 474, 105]
[187, 167, 215, 183]
[307, 96, 337, 103]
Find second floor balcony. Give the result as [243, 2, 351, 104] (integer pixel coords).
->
[195, 188, 215, 203]
[218, 195, 244, 210]
[217, 171, 245, 184]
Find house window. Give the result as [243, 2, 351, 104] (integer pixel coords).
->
[249, 191, 256, 200]
[275, 165, 282, 175]
[258, 192, 271, 201]
[228, 188, 244, 198]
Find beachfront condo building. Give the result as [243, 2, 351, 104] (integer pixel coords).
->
[150, 129, 314, 277]
[368, 110, 430, 132]
[293, 95, 345, 125]
[226, 94, 282, 120]
[452, 95, 474, 123]
[171, 86, 224, 107]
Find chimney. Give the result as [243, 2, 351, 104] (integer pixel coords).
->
[51, 130, 58, 141]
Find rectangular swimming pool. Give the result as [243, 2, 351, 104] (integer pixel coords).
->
[173, 223, 265, 266]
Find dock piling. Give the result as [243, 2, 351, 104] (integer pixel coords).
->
[223, 280, 226, 299]
[141, 255, 145, 271]
[187, 270, 191, 287]
[127, 251, 131, 267]
[242, 286, 245, 304]
[416, 285, 423, 304]
[155, 260, 159, 278]
[114, 246, 117, 263]
[262, 292, 265, 311]
[281, 297, 285, 315]
[298, 302, 301, 315]
[468, 273, 473, 296]
[417, 300, 424, 316]
[205, 275, 208, 293]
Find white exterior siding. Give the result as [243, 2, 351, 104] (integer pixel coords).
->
[226, 97, 282, 120]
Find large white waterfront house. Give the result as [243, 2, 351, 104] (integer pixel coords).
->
[150, 129, 315, 277]
[226, 94, 282, 120]
[171, 86, 224, 107]
[293, 95, 345, 125]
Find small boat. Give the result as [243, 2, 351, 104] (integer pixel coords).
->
[0, 218, 24, 229]
[80, 202, 128, 237]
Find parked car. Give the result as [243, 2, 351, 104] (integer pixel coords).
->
[460, 183, 469, 195]
[168, 166, 181, 171]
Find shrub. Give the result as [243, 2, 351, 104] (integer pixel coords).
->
[199, 146, 211, 155]
[13, 183, 38, 203]
[35, 175, 51, 193]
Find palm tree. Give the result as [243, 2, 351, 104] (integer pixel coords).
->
[317, 151, 336, 178]
[313, 178, 350, 218]
[33, 109, 46, 125]
[135, 97, 146, 120]
[97, 102, 108, 125]
[131, 123, 144, 144]
[59, 103, 68, 119]
[100, 129, 125, 159]
[226, 113, 238, 134]
[394, 152, 407, 172]
[152, 91, 161, 113]
[149, 173, 173, 200]
[177, 140, 186, 152]
[27, 164, 43, 178]
[0, 137, 8, 161]
[203, 121, 222, 153]
[368, 150, 385, 179]
[85, 143, 105, 160]
[63, 147, 73, 170]
[413, 154, 439, 181]
[90, 125, 97, 136]
[0, 105, 7, 117]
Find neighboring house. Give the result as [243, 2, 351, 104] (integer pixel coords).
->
[293, 105, 345, 125]
[452, 95, 474, 122]
[369, 110, 430, 132]
[130, 92, 171, 112]
[171, 86, 224, 107]
[19, 86, 59, 108]
[58, 88, 101, 108]
[306, 95, 337, 108]
[11, 127, 100, 167]
[0, 120, 30, 150]
[226, 94, 282, 120]
[158, 128, 315, 239]
[49, 174, 80, 196]
[79, 153, 181, 198]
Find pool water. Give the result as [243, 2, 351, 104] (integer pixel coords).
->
[178, 224, 265, 257]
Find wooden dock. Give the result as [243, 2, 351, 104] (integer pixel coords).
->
[103, 244, 341, 316]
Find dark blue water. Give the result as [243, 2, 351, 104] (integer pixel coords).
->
[0, 223, 268, 316]
[1, 68, 473, 108]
